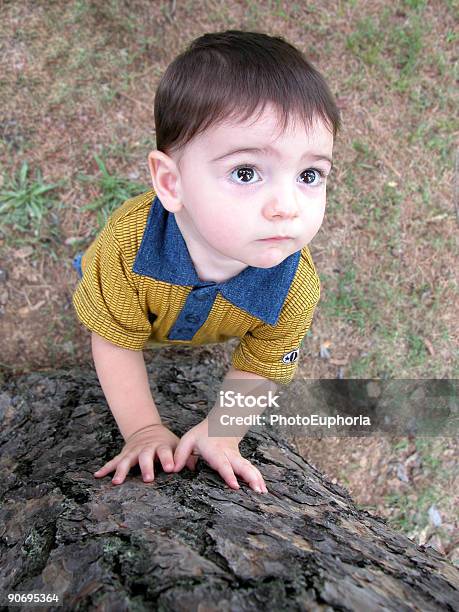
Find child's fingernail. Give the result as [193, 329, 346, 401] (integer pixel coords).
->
[254, 486, 261, 493]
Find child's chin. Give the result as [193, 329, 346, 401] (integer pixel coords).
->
[252, 251, 289, 269]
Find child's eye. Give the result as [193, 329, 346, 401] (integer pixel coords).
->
[299, 168, 327, 187]
[230, 165, 261, 185]
[229, 165, 327, 187]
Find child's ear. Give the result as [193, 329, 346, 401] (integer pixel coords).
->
[147, 150, 183, 213]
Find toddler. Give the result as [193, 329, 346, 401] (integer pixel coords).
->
[72, 30, 341, 493]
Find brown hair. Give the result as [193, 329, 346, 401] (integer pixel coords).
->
[154, 30, 341, 160]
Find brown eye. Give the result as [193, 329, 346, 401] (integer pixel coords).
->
[232, 166, 256, 183]
[300, 169, 323, 185]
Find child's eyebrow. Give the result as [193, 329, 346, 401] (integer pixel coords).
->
[211, 146, 333, 168]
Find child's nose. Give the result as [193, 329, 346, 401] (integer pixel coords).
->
[264, 195, 299, 220]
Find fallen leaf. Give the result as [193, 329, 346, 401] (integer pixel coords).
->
[30, 299, 46, 311]
[427, 534, 446, 555]
[428, 504, 442, 528]
[14, 246, 34, 258]
[320, 343, 331, 359]
[427, 214, 448, 222]
[423, 338, 435, 356]
[396, 463, 409, 483]
[419, 525, 433, 546]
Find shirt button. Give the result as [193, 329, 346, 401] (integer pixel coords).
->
[191, 291, 209, 302]
[185, 314, 199, 323]
[176, 327, 193, 335]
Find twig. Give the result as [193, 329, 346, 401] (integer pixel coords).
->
[115, 90, 152, 112]
[165, 0, 177, 23]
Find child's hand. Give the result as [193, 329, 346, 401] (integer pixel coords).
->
[173, 419, 268, 493]
[93, 423, 196, 485]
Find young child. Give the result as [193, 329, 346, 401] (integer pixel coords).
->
[72, 30, 340, 494]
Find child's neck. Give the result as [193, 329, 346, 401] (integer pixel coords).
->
[174, 212, 248, 284]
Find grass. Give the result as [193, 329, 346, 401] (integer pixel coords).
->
[348, 435, 455, 543]
[386, 486, 442, 534]
[0, 154, 149, 251]
[321, 268, 375, 332]
[0, 162, 64, 252]
[384, 436, 453, 537]
[325, 265, 456, 377]
[345, 7, 425, 92]
[77, 153, 149, 232]
[346, 17, 386, 68]
[389, 19, 424, 92]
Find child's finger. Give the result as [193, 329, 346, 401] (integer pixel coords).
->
[173, 437, 195, 472]
[156, 445, 175, 473]
[111, 454, 136, 485]
[206, 453, 239, 490]
[138, 449, 156, 482]
[231, 455, 267, 493]
[93, 456, 120, 477]
[185, 454, 198, 471]
[236, 456, 267, 493]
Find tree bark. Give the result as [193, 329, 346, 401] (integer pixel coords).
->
[0, 345, 458, 611]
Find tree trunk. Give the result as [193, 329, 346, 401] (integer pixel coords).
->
[1, 345, 458, 611]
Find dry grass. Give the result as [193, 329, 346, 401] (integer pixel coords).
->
[0, 0, 457, 562]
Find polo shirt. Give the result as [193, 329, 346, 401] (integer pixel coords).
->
[72, 190, 320, 385]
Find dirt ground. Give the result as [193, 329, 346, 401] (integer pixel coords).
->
[0, 0, 457, 567]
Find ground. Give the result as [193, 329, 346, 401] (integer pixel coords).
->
[0, 0, 457, 566]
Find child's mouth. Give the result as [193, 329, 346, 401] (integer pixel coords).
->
[258, 237, 292, 242]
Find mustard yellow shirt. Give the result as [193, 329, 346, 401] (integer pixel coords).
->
[72, 190, 320, 384]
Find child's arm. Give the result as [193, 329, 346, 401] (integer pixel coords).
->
[90, 331, 196, 484]
[173, 367, 276, 493]
[91, 331, 162, 439]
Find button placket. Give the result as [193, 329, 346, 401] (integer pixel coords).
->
[167, 286, 217, 341]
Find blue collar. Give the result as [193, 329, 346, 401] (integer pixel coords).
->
[132, 195, 300, 326]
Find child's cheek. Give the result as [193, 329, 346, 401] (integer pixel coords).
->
[206, 218, 238, 245]
[206, 212, 246, 243]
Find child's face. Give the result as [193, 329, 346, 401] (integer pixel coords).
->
[154, 103, 333, 271]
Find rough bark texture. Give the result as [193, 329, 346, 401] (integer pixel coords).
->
[1, 345, 458, 611]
